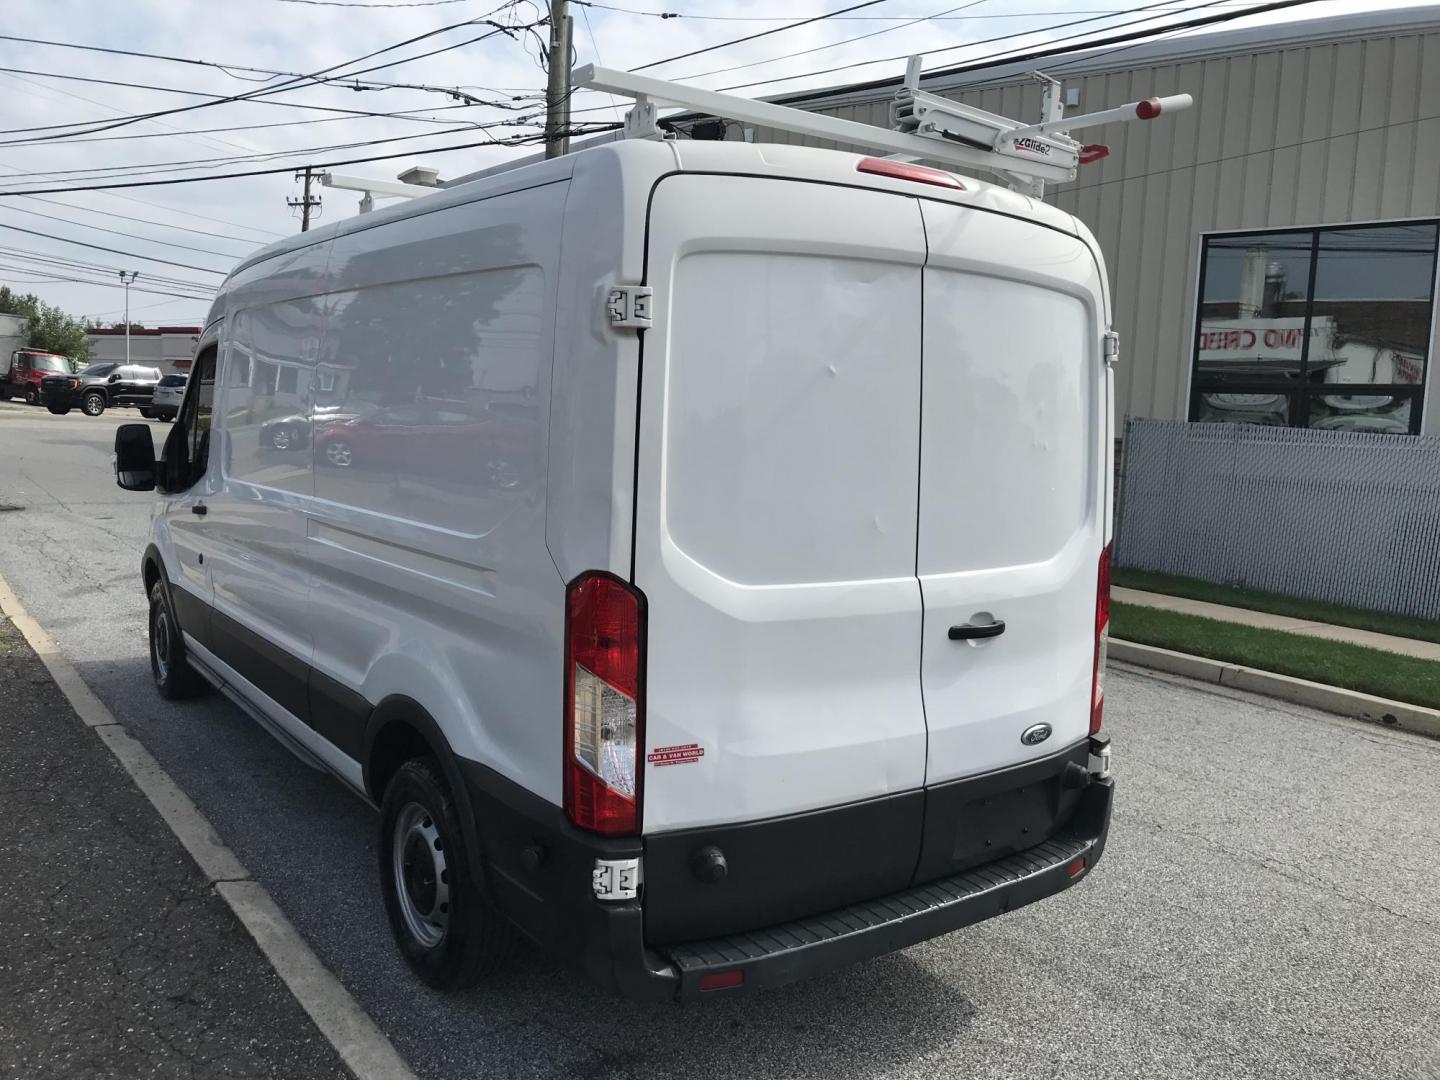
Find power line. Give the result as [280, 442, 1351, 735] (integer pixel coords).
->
[0, 222, 230, 275]
[717, 0, 1292, 96]
[0, 246, 219, 291]
[0, 62, 529, 144]
[270, 0, 478, 6]
[6, 194, 274, 244]
[0, 102, 485, 148]
[0, 124, 622, 198]
[2, 6, 535, 145]
[577, 1, 1260, 17]
[632, 0, 899, 72]
[674, 0, 992, 83]
[0, 203, 252, 257]
[0, 29, 546, 108]
[0, 265, 215, 303]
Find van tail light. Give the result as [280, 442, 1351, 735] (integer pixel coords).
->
[1091, 543, 1112, 735]
[564, 572, 645, 836]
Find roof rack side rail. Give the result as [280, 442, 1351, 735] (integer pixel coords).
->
[576, 60, 1192, 198]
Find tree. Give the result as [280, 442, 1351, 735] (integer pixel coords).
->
[0, 285, 93, 362]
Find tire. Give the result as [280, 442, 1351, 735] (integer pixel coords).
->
[269, 425, 294, 451]
[148, 581, 207, 700]
[379, 757, 516, 990]
[82, 391, 106, 417]
[47, 405, 71, 416]
[24, 387, 39, 406]
[140, 407, 155, 419]
[323, 440, 353, 468]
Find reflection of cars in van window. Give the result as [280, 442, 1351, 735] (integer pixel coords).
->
[112, 140, 1116, 1001]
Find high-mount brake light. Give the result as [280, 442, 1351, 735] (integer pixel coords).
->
[1091, 544, 1112, 736]
[564, 572, 645, 836]
[856, 156, 965, 190]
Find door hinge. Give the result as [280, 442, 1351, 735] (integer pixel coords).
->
[606, 284, 653, 330]
[592, 857, 642, 901]
[1103, 331, 1120, 366]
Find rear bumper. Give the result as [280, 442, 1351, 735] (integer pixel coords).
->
[461, 750, 1113, 1003]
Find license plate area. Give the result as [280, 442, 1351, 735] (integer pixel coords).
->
[911, 739, 1089, 886]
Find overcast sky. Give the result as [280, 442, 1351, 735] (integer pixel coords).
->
[0, 0, 1423, 328]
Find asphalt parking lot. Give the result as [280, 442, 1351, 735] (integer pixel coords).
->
[2, 401, 1439, 1080]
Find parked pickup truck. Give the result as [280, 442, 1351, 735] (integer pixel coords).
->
[41, 362, 162, 416]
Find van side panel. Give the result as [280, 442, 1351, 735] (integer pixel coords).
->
[304, 182, 569, 795]
[636, 175, 929, 834]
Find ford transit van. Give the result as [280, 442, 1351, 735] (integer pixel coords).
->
[114, 138, 1115, 1001]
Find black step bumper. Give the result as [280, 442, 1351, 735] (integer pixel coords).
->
[461, 756, 1113, 1003]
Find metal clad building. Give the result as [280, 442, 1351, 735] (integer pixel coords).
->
[732, 7, 1440, 435]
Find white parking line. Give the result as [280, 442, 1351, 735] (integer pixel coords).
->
[0, 572, 418, 1080]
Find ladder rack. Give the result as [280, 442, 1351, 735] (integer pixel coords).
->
[576, 61, 1192, 197]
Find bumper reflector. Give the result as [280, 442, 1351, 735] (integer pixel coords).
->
[699, 970, 744, 992]
[1067, 857, 1087, 879]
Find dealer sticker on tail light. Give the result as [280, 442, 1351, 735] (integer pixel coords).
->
[647, 743, 705, 767]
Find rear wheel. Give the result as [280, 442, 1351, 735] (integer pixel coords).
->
[82, 391, 106, 417]
[270, 425, 294, 451]
[24, 387, 39, 405]
[148, 582, 206, 699]
[47, 405, 71, 416]
[378, 757, 516, 990]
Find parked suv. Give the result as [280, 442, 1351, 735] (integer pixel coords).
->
[1, 349, 72, 405]
[113, 140, 1115, 1002]
[146, 373, 187, 421]
[42, 362, 161, 416]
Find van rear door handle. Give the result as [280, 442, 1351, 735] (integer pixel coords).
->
[191, 503, 207, 516]
[949, 619, 1005, 640]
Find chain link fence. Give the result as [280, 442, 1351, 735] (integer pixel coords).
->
[1114, 418, 1440, 622]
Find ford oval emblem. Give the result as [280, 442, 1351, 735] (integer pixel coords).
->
[1021, 723, 1052, 746]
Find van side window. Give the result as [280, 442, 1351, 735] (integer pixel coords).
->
[167, 346, 216, 491]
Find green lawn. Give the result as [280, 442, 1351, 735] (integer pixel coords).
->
[1111, 601, 1440, 710]
[1113, 568, 1440, 647]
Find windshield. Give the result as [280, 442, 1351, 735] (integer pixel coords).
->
[30, 353, 70, 374]
[79, 363, 117, 377]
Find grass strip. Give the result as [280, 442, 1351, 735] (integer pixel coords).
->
[1111, 601, 1440, 710]
[1113, 568, 1440, 647]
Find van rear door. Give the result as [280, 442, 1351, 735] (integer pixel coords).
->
[634, 175, 929, 917]
[910, 201, 1108, 878]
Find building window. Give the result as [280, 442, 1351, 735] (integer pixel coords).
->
[1190, 221, 1437, 434]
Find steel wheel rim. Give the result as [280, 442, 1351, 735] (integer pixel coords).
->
[392, 802, 450, 949]
[83, 395, 103, 416]
[152, 606, 171, 683]
[271, 428, 292, 450]
[326, 442, 352, 467]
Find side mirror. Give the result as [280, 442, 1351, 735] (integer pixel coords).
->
[108, 373, 122, 383]
[114, 424, 156, 491]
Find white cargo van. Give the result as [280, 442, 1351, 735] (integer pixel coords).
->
[114, 137, 1115, 1000]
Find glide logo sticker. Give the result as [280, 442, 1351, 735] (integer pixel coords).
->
[647, 743, 705, 767]
[1012, 136, 1052, 156]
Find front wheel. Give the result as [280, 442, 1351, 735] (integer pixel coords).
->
[140, 407, 155, 419]
[148, 582, 207, 699]
[24, 387, 39, 406]
[322, 441, 353, 468]
[82, 391, 106, 417]
[379, 757, 516, 990]
[47, 405, 71, 416]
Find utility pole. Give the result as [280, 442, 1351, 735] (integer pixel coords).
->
[288, 166, 322, 231]
[544, 0, 572, 160]
[118, 271, 138, 363]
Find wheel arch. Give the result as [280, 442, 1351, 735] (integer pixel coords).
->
[364, 696, 492, 895]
